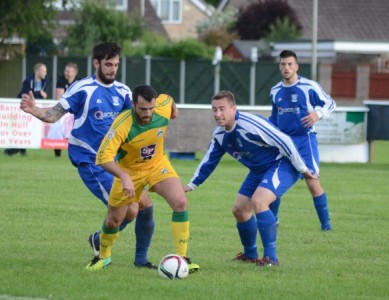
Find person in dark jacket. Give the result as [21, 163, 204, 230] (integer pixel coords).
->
[4, 63, 48, 156]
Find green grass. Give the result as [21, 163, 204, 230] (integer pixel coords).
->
[0, 144, 389, 300]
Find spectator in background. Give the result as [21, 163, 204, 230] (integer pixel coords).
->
[4, 63, 48, 157]
[50, 62, 79, 157]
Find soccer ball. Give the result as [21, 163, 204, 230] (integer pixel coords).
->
[158, 254, 189, 279]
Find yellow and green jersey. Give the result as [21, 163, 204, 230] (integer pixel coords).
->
[96, 94, 172, 171]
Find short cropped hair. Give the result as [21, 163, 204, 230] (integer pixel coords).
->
[66, 62, 78, 72]
[279, 50, 298, 62]
[33, 63, 45, 72]
[132, 85, 158, 104]
[212, 90, 236, 105]
[92, 42, 121, 62]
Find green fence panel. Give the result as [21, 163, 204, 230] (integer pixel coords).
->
[126, 56, 146, 88]
[0, 58, 22, 97]
[220, 61, 251, 105]
[185, 60, 214, 104]
[15, 56, 312, 105]
[149, 57, 180, 100]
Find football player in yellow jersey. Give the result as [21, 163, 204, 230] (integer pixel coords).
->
[86, 85, 199, 273]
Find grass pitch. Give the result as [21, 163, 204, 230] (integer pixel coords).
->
[0, 142, 388, 300]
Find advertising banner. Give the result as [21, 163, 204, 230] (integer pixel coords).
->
[0, 99, 73, 149]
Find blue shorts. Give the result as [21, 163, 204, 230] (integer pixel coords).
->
[77, 163, 113, 206]
[292, 132, 320, 175]
[238, 157, 300, 199]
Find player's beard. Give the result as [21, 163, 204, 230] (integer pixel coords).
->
[98, 67, 115, 85]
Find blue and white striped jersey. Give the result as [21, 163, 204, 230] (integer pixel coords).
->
[188, 111, 308, 188]
[59, 75, 132, 166]
[269, 76, 336, 136]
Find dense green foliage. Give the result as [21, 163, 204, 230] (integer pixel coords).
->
[123, 36, 215, 60]
[1, 142, 388, 299]
[63, 1, 144, 56]
[0, 0, 57, 55]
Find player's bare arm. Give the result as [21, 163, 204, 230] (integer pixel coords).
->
[20, 91, 67, 123]
[171, 101, 179, 119]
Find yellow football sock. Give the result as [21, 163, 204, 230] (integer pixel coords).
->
[99, 223, 120, 259]
[171, 211, 190, 257]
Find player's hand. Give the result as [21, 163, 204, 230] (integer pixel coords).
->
[20, 91, 36, 113]
[303, 170, 319, 180]
[121, 174, 136, 198]
[183, 185, 193, 193]
[301, 111, 319, 128]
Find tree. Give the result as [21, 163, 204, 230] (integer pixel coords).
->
[234, 0, 302, 40]
[196, 7, 239, 48]
[264, 17, 302, 42]
[0, 0, 57, 55]
[62, 1, 144, 56]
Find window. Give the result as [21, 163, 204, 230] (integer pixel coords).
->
[115, 0, 128, 11]
[151, 0, 182, 23]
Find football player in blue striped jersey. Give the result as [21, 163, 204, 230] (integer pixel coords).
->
[269, 50, 336, 231]
[184, 90, 317, 267]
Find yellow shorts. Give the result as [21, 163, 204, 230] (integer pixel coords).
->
[108, 157, 178, 207]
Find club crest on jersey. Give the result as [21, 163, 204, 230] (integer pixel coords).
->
[112, 96, 120, 106]
[157, 128, 164, 137]
[140, 144, 156, 160]
[291, 94, 298, 102]
[106, 129, 116, 140]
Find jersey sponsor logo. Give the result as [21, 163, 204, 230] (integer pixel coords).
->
[160, 168, 168, 174]
[96, 98, 102, 104]
[262, 179, 268, 184]
[277, 97, 282, 102]
[112, 96, 120, 106]
[277, 107, 300, 115]
[291, 94, 298, 102]
[140, 144, 156, 160]
[232, 151, 252, 160]
[94, 110, 120, 120]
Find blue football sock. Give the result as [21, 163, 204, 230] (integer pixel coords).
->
[119, 217, 131, 231]
[313, 193, 331, 229]
[236, 215, 258, 260]
[269, 197, 281, 224]
[256, 210, 277, 261]
[134, 205, 155, 265]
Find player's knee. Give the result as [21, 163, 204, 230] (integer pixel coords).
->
[232, 205, 245, 220]
[139, 191, 153, 210]
[170, 197, 187, 211]
[105, 215, 122, 229]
